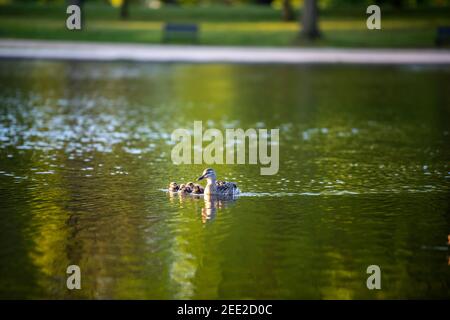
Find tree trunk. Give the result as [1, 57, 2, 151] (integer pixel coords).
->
[67, 0, 83, 13]
[120, 0, 129, 20]
[301, 0, 320, 39]
[67, 0, 83, 7]
[392, 0, 403, 8]
[282, 0, 294, 22]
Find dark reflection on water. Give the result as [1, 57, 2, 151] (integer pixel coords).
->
[0, 60, 449, 299]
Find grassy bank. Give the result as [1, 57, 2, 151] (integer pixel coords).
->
[1, 3, 450, 47]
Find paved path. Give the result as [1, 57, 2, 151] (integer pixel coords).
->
[1, 39, 450, 64]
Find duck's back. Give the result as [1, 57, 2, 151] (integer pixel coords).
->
[216, 181, 239, 196]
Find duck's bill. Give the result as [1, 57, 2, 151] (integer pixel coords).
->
[197, 174, 205, 181]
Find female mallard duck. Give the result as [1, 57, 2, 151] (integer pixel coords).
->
[197, 168, 239, 197]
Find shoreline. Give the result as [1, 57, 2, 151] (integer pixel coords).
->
[1, 39, 450, 64]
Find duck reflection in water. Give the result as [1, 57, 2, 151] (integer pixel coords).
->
[201, 194, 238, 223]
[168, 191, 238, 223]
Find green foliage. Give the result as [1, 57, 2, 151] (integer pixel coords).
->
[1, 2, 450, 46]
[4, 0, 450, 6]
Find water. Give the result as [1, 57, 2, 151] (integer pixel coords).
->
[0, 60, 449, 299]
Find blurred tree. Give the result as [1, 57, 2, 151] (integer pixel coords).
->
[67, 0, 83, 9]
[256, 0, 273, 5]
[120, 0, 129, 19]
[375, 0, 404, 8]
[282, 0, 295, 21]
[301, 0, 320, 39]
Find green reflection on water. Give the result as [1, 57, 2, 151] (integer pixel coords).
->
[0, 61, 449, 299]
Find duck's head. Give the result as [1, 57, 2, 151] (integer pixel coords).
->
[197, 168, 216, 181]
[187, 182, 195, 189]
[168, 182, 179, 192]
[179, 184, 192, 194]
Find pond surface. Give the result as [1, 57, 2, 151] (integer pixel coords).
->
[0, 60, 449, 299]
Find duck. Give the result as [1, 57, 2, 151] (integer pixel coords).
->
[187, 182, 195, 189]
[192, 184, 204, 194]
[197, 168, 239, 197]
[178, 183, 192, 194]
[168, 182, 179, 192]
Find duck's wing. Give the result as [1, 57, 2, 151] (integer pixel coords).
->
[216, 181, 239, 195]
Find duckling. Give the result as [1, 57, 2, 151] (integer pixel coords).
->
[192, 184, 204, 194]
[197, 168, 239, 196]
[179, 183, 192, 194]
[187, 182, 195, 189]
[168, 182, 179, 192]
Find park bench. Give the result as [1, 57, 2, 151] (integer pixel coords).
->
[435, 26, 450, 47]
[162, 23, 199, 44]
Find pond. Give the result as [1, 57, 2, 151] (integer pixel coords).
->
[0, 60, 449, 299]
